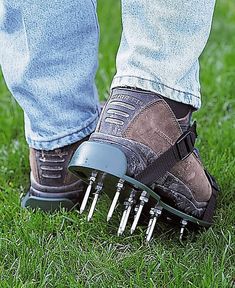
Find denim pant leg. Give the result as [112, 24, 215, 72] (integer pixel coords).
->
[0, 0, 100, 150]
[111, 0, 216, 109]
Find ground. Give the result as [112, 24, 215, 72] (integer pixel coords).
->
[0, 1, 234, 287]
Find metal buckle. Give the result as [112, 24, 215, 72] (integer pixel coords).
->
[176, 131, 194, 160]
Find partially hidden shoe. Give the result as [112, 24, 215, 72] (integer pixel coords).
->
[69, 87, 219, 240]
[21, 137, 89, 212]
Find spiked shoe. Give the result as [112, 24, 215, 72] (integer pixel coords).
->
[22, 138, 88, 212]
[69, 88, 219, 240]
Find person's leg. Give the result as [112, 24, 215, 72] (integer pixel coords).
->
[111, 0, 216, 109]
[0, 0, 100, 150]
[0, 0, 100, 210]
[69, 0, 219, 238]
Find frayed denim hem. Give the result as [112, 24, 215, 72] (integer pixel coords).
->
[26, 113, 99, 150]
[111, 76, 201, 110]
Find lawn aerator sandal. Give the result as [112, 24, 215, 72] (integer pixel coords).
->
[68, 88, 219, 241]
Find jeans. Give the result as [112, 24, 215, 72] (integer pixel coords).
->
[0, 0, 215, 150]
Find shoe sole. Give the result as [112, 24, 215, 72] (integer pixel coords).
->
[21, 192, 76, 212]
[21, 179, 85, 212]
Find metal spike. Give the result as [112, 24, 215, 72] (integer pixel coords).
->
[145, 205, 162, 242]
[130, 191, 149, 234]
[87, 192, 99, 221]
[121, 205, 132, 233]
[130, 204, 144, 234]
[118, 200, 131, 236]
[107, 191, 120, 221]
[179, 219, 188, 241]
[117, 208, 127, 236]
[117, 189, 136, 236]
[146, 215, 157, 242]
[80, 173, 97, 214]
[146, 217, 153, 236]
[146, 207, 155, 239]
[117, 201, 129, 236]
[87, 174, 105, 221]
[107, 179, 124, 222]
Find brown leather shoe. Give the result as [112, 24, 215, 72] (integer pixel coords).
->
[69, 87, 219, 239]
[21, 137, 88, 212]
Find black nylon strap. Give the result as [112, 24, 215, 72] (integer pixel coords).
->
[202, 170, 219, 223]
[202, 188, 217, 223]
[135, 122, 197, 186]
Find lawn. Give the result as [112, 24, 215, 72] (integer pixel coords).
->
[0, 1, 234, 287]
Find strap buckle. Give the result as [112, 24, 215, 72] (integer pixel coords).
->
[175, 131, 195, 161]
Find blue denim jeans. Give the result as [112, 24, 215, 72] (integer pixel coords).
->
[0, 0, 215, 150]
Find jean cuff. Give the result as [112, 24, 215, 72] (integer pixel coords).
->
[111, 75, 201, 109]
[26, 111, 99, 150]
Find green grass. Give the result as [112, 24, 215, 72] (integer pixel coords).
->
[0, 1, 234, 287]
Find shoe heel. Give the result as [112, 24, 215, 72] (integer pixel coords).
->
[21, 192, 76, 212]
[68, 141, 128, 181]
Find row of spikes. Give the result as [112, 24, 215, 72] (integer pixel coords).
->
[79, 172, 188, 242]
